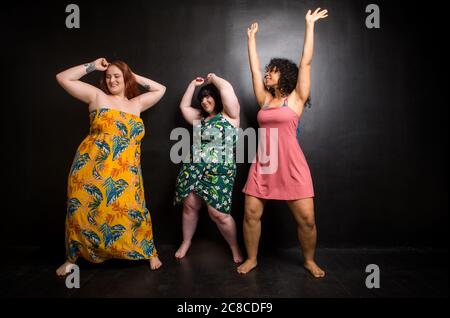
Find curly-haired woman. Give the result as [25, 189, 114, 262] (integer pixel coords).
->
[238, 8, 328, 277]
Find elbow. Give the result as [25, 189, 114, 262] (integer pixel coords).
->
[56, 73, 69, 86]
[55, 73, 64, 84]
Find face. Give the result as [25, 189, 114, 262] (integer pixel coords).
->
[201, 95, 216, 115]
[264, 67, 281, 88]
[105, 65, 125, 95]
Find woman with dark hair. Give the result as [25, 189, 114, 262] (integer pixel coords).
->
[238, 8, 328, 277]
[55, 58, 166, 275]
[174, 74, 243, 263]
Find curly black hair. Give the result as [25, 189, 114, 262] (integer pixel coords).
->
[266, 58, 311, 108]
[195, 84, 224, 118]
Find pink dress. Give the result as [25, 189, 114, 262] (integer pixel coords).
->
[243, 99, 314, 200]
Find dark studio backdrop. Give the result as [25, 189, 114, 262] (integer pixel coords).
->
[1, 0, 447, 255]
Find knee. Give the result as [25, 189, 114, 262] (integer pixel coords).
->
[299, 216, 315, 231]
[244, 207, 261, 225]
[183, 201, 200, 216]
[209, 211, 229, 225]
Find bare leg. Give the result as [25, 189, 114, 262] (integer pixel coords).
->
[207, 205, 243, 264]
[237, 195, 266, 274]
[175, 192, 202, 259]
[56, 259, 77, 277]
[287, 198, 325, 278]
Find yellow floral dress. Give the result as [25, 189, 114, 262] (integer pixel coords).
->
[65, 108, 157, 263]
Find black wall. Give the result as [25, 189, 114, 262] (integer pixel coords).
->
[1, 0, 447, 252]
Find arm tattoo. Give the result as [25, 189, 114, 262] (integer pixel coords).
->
[84, 63, 96, 74]
[143, 84, 151, 91]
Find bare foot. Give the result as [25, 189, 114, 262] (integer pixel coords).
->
[231, 247, 244, 264]
[149, 256, 162, 270]
[175, 241, 191, 259]
[237, 259, 257, 274]
[56, 261, 75, 277]
[304, 260, 325, 278]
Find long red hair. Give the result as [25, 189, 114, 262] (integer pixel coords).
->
[100, 60, 140, 99]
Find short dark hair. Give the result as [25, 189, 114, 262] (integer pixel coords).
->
[196, 84, 223, 118]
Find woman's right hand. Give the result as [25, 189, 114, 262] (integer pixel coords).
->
[247, 22, 258, 38]
[193, 76, 205, 87]
[94, 58, 109, 71]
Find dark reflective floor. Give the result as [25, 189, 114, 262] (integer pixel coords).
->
[1, 240, 447, 298]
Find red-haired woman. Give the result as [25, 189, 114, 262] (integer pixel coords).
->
[55, 58, 166, 275]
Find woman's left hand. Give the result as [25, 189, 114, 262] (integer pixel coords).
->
[306, 8, 328, 25]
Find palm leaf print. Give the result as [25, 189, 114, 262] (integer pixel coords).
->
[112, 136, 130, 160]
[94, 140, 110, 155]
[129, 210, 144, 233]
[88, 247, 102, 262]
[115, 120, 128, 136]
[128, 210, 144, 223]
[129, 119, 144, 139]
[83, 184, 103, 201]
[92, 166, 101, 180]
[126, 251, 145, 260]
[82, 230, 101, 248]
[67, 240, 82, 259]
[100, 223, 126, 248]
[103, 177, 128, 206]
[131, 236, 138, 246]
[129, 166, 138, 175]
[99, 108, 109, 116]
[143, 208, 150, 223]
[87, 213, 97, 226]
[88, 198, 101, 213]
[135, 190, 140, 203]
[67, 198, 81, 217]
[94, 140, 110, 163]
[70, 152, 90, 175]
[140, 238, 155, 257]
[135, 148, 139, 160]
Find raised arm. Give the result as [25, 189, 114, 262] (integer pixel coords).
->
[179, 78, 203, 125]
[247, 22, 270, 107]
[294, 8, 328, 105]
[206, 73, 240, 119]
[131, 73, 166, 112]
[56, 58, 108, 104]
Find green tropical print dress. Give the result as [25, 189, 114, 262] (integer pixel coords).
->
[174, 113, 237, 214]
[65, 108, 158, 263]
